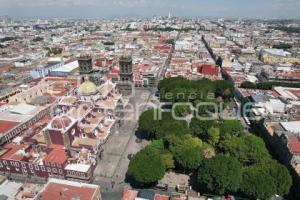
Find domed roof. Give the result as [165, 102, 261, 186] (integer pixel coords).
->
[51, 116, 72, 129]
[79, 77, 97, 95]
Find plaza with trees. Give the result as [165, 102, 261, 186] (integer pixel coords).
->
[126, 78, 292, 199]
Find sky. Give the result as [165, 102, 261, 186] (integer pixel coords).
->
[0, 0, 300, 19]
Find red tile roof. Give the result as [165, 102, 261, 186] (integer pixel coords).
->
[0, 120, 19, 134]
[288, 89, 300, 99]
[122, 188, 138, 200]
[288, 135, 300, 154]
[40, 182, 97, 200]
[197, 64, 219, 76]
[0, 144, 30, 161]
[43, 145, 68, 165]
[154, 194, 170, 200]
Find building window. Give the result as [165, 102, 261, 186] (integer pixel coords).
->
[35, 165, 39, 171]
[52, 168, 57, 173]
[41, 166, 45, 171]
[10, 161, 15, 166]
[47, 167, 51, 172]
[15, 162, 19, 167]
[3, 161, 7, 165]
[58, 169, 63, 174]
[21, 163, 26, 168]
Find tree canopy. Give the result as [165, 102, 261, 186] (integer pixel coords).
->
[240, 81, 300, 90]
[131, 76, 293, 200]
[259, 160, 292, 196]
[219, 119, 245, 138]
[138, 109, 160, 138]
[218, 135, 271, 165]
[241, 165, 277, 200]
[169, 135, 204, 171]
[207, 127, 220, 146]
[138, 109, 190, 139]
[190, 118, 216, 138]
[196, 155, 242, 195]
[127, 142, 165, 186]
[273, 43, 292, 50]
[158, 77, 234, 103]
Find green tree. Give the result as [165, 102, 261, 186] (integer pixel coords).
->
[189, 118, 216, 138]
[32, 36, 44, 42]
[161, 152, 175, 170]
[158, 77, 232, 104]
[196, 155, 242, 195]
[260, 160, 292, 196]
[127, 144, 165, 186]
[207, 127, 220, 146]
[218, 135, 271, 165]
[272, 43, 292, 50]
[138, 109, 160, 139]
[241, 165, 277, 199]
[170, 135, 204, 171]
[139, 109, 191, 139]
[219, 119, 245, 138]
[149, 139, 165, 151]
[156, 119, 191, 139]
[214, 80, 234, 100]
[174, 104, 191, 117]
[240, 81, 257, 89]
[165, 39, 175, 46]
[147, 140, 175, 171]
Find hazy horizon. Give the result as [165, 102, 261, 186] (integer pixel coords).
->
[0, 0, 300, 19]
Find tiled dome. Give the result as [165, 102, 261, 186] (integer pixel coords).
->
[79, 77, 97, 95]
[51, 116, 72, 129]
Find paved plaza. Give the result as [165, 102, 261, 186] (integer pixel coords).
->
[93, 89, 153, 197]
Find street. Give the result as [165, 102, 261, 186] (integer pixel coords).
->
[93, 88, 154, 199]
[94, 34, 174, 199]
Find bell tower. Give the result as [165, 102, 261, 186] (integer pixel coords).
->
[117, 54, 133, 95]
[119, 55, 133, 82]
[77, 55, 101, 85]
[78, 56, 93, 75]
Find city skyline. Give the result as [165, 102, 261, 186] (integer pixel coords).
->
[0, 0, 300, 18]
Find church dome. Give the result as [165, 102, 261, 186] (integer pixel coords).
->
[79, 77, 97, 95]
[51, 116, 72, 129]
